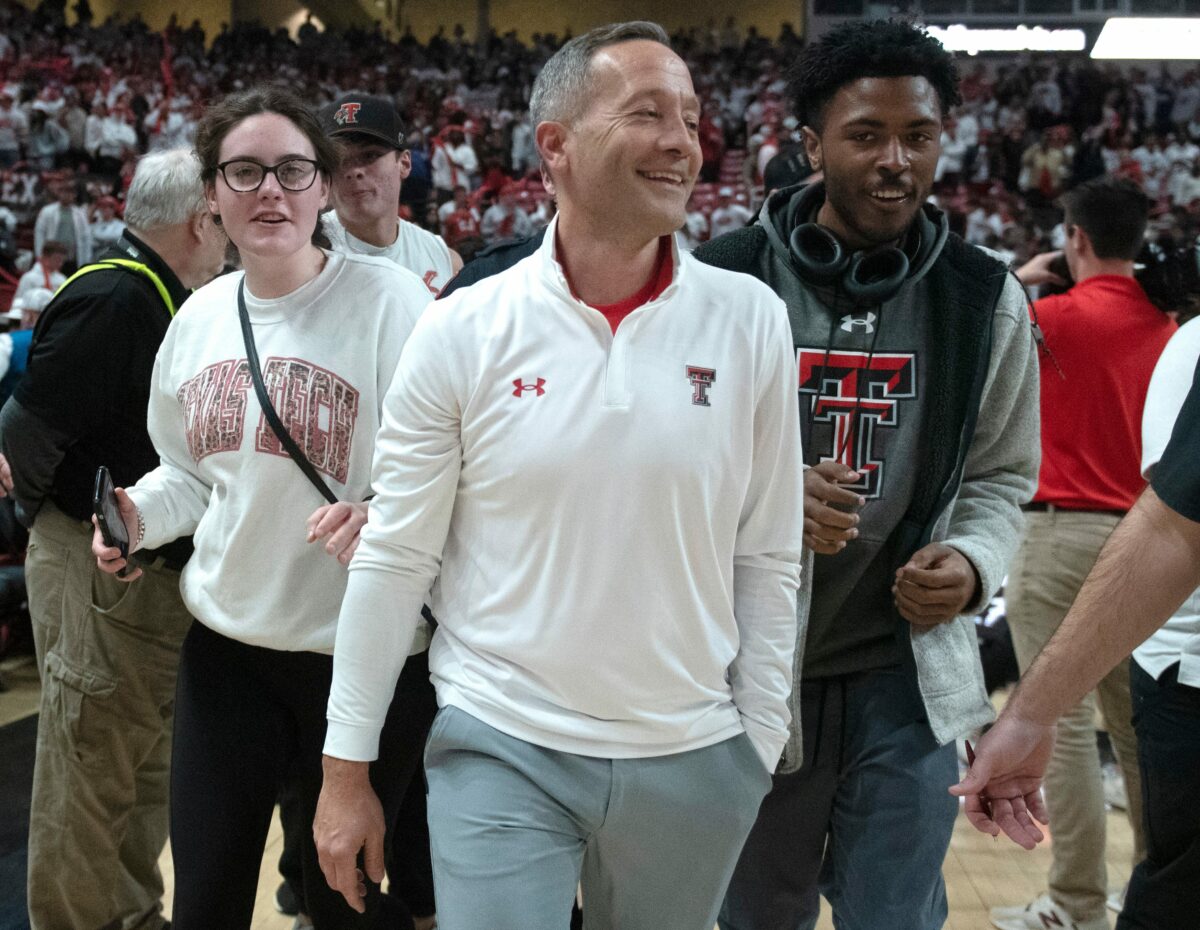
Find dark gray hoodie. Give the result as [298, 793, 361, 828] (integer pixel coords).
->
[696, 182, 1040, 767]
[757, 183, 950, 677]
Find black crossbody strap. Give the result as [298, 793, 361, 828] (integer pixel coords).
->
[237, 278, 338, 505]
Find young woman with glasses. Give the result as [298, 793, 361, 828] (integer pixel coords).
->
[91, 86, 435, 930]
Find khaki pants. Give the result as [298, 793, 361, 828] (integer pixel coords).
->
[1007, 508, 1145, 922]
[26, 504, 192, 930]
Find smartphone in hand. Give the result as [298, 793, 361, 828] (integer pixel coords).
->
[92, 465, 131, 578]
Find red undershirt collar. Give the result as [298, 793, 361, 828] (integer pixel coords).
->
[558, 235, 674, 334]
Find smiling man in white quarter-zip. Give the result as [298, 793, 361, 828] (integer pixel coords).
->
[313, 20, 804, 930]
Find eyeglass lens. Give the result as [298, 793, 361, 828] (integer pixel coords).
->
[223, 160, 317, 192]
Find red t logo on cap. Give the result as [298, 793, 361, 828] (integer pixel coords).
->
[334, 102, 361, 125]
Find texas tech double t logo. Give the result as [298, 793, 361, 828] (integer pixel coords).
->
[686, 366, 716, 406]
[797, 349, 917, 498]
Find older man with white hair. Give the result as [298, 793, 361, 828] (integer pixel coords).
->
[0, 148, 226, 930]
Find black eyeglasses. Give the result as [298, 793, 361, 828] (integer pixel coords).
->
[217, 158, 321, 193]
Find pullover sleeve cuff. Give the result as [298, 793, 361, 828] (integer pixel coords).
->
[741, 715, 787, 773]
[942, 538, 997, 615]
[322, 720, 384, 763]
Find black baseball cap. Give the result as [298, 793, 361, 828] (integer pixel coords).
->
[321, 94, 407, 150]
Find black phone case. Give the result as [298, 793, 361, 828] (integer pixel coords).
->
[92, 466, 131, 577]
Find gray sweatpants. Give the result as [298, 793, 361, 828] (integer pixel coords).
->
[425, 706, 772, 930]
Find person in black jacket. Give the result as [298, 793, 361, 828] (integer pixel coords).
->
[0, 148, 226, 930]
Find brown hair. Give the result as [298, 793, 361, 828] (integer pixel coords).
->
[1059, 175, 1151, 261]
[194, 85, 341, 248]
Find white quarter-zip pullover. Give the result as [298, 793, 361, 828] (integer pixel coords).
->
[326, 220, 804, 769]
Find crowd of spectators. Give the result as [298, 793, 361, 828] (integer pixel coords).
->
[2, 0, 1200, 315]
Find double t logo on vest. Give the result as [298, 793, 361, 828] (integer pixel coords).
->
[797, 349, 917, 499]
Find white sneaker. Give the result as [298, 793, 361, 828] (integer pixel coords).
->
[1102, 761, 1128, 811]
[1106, 885, 1127, 914]
[990, 893, 1111, 930]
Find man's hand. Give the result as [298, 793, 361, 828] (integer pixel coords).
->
[0, 452, 12, 497]
[950, 712, 1054, 849]
[307, 502, 369, 566]
[803, 461, 863, 555]
[314, 756, 385, 913]
[893, 543, 979, 626]
[91, 487, 143, 582]
[1014, 250, 1068, 288]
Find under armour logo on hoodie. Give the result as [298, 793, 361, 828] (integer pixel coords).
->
[841, 312, 877, 334]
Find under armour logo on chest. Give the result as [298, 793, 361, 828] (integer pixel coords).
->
[841, 312, 877, 334]
[513, 378, 546, 397]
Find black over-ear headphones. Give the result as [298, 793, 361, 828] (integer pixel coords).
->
[788, 222, 911, 306]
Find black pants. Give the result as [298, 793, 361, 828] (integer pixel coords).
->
[1119, 661, 1200, 930]
[279, 669, 438, 923]
[170, 621, 436, 930]
[387, 770, 436, 918]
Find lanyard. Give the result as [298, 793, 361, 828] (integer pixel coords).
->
[56, 258, 177, 317]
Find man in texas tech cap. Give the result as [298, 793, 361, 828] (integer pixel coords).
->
[320, 93, 461, 295]
[272, 95, 449, 928]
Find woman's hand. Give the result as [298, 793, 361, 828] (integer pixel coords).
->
[307, 502, 369, 566]
[91, 487, 143, 581]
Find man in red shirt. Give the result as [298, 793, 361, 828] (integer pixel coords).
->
[992, 176, 1176, 930]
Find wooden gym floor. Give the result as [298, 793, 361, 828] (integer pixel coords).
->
[1, 654, 1135, 929]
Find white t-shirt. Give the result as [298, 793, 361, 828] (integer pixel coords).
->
[0, 104, 27, 153]
[323, 212, 453, 296]
[1135, 316, 1200, 688]
[89, 218, 125, 253]
[129, 251, 433, 653]
[431, 141, 478, 191]
[437, 200, 479, 227]
[14, 264, 64, 305]
[480, 203, 534, 244]
[709, 203, 753, 240]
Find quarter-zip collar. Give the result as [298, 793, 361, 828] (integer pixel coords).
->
[536, 214, 686, 318]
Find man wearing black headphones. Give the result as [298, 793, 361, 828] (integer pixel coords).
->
[697, 21, 1040, 930]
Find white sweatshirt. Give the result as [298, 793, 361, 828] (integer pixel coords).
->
[326, 220, 804, 769]
[323, 212, 454, 296]
[129, 252, 433, 652]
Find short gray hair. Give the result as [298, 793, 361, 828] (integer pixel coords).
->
[122, 149, 207, 231]
[529, 21, 671, 127]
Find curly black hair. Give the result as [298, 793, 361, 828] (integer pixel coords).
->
[788, 20, 962, 132]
